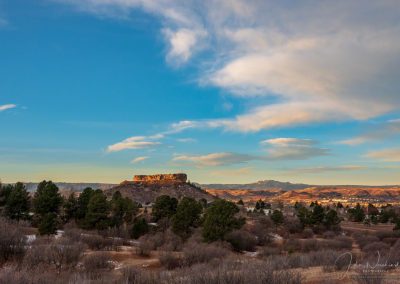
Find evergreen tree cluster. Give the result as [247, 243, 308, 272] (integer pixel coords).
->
[150, 195, 244, 242]
[348, 203, 400, 226]
[295, 201, 341, 230]
[0, 181, 140, 235]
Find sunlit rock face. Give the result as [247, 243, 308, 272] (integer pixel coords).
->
[109, 173, 213, 204]
[132, 173, 187, 184]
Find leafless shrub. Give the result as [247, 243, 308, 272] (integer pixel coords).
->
[136, 236, 155, 256]
[23, 237, 85, 272]
[258, 215, 274, 228]
[354, 234, 379, 249]
[301, 228, 314, 238]
[122, 258, 302, 284]
[23, 243, 48, 270]
[284, 216, 303, 235]
[121, 266, 161, 284]
[0, 218, 26, 264]
[246, 221, 272, 246]
[63, 227, 83, 242]
[387, 239, 400, 266]
[264, 249, 344, 270]
[47, 238, 85, 271]
[82, 252, 113, 278]
[101, 226, 131, 240]
[376, 230, 400, 240]
[362, 241, 390, 253]
[159, 251, 182, 270]
[0, 267, 30, 284]
[159, 230, 183, 251]
[136, 230, 183, 256]
[225, 229, 257, 252]
[319, 236, 353, 250]
[283, 238, 301, 253]
[0, 266, 66, 284]
[323, 231, 336, 239]
[182, 242, 228, 266]
[259, 246, 282, 257]
[301, 239, 318, 252]
[67, 272, 91, 284]
[381, 237, 397, 246]
[80, 233, 120, 251]
[179, 259, 302, 284]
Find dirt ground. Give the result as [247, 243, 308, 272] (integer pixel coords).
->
[341, 221, 394, 233]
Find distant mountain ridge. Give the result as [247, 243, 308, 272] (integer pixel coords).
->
[20, 182, 117, 192]
[200, 180, 311, 191]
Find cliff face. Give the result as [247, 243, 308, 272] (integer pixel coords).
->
[133, 173, 187, 184]
[106, 173, 213, 204]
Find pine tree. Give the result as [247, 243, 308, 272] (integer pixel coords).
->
[76, 187, 94, 220]
[0, 184, 13, 207]
[84, 190, 110, 230]
[348, 203, 365, 222]
[271, 210, 284, 226]
[152, 195, 178, 222]
[38, 212, 58, 235]
[172, 197, 202, 238]
[63, 193, 78, 222]
[130, 218, 149, 239]
[33, 180, 62, 216]
[4, 182, 30, 220]
[311, 203, 325, 224]
[110, 191, 138, 228]
[323, 209, 340, 228]
[202, 199, 244, 242]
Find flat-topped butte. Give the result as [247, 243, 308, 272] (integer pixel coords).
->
[120, 173, 188, 185]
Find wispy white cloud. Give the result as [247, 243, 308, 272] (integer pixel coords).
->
[131, 156, 149, 163]
[56, 0, 207, 64]
[173, 137, 326, 166]
[286, 165, 366, 174]
[0, 104, 16, 112]
[0, 18, 7, 27]
[57, 0, 400, 132]
[164, 28, 206, 64]
[173, 152, 255, 166]
[210, 167, 252, 177]
[340, 119, 400, 145]
[107, 136, 160, 152]
[176, 138, 197, 143]
[366, 148, 400, 162]
[261, 138, 329, 160]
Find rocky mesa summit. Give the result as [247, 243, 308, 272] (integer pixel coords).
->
[105, 173, 213, 204]
[130, 173, 187, 184]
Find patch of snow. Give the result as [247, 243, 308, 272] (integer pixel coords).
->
[25, 234, 36, 244]
[268, 233, 283, 241]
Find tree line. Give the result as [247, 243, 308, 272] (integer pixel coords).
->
[0, 181, 140, 235]
[0, 181, 247, 242]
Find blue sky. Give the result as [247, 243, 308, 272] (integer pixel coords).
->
[1, 0, 400, 184]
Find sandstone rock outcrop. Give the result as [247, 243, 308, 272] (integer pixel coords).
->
[133, 173, 187, 184]
[107, 173, 214, 204]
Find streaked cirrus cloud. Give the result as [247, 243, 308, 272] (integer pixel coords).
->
[340, 119, 400, 145]
[56, 1, 400, 132]
[131, 156, 149, 163]
[210, 167, 252, 177]
[286, 165, 366, 175]
[173, 152, 256, 166]
[261, 138, 329, 160]
[366, 148, 400, 162]
[173, 137, 327, 166]
[107, 136, 160, 152]
[0, 104, 16, 112]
